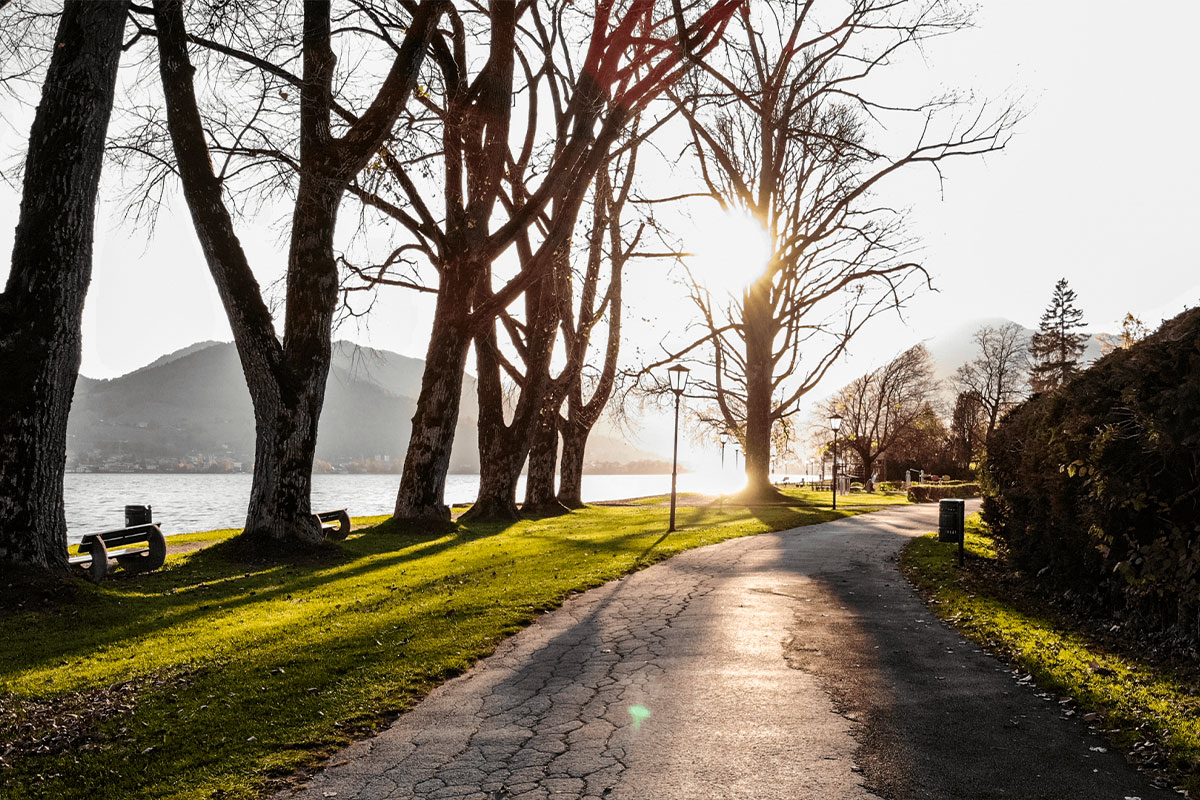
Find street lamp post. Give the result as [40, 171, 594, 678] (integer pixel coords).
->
[668, 364, 690, 532]
[830, 413, 843, 510]
[720, 432, 729, 470]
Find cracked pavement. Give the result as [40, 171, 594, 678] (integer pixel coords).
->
[278, 502, 1178, 800]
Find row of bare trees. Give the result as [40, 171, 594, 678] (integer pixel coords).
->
[1, 0, 1016, 578]
[0, 0, 741, 572]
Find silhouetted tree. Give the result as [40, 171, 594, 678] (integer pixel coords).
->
[947, 390, 986, 473]
[0, 1, 128, 572]
[149, 0, 446, 544]
[345, 0, 741, 523]
[526, 147, 640, 512]
[1029, 278, 1089, 393]
[953, 322, 1028, 437]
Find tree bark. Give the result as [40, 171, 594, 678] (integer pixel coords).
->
[0, 0, 127, 572]
[524, 412, 567, 516]
[393, 280, 474, 522]
[461, 265, 558, 523]
[556, 419, 588, 509]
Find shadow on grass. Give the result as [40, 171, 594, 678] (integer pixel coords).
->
[0, 517, 522, 683]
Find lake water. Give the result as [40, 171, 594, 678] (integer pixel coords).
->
[63, 471, 752, 540]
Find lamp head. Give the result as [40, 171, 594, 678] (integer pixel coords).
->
[830, 413, 843, 432]
[667, 363, 690, 394]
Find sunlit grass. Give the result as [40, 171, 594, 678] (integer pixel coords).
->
[901, 514, 1200, 793]
[1, 490, 900, 800]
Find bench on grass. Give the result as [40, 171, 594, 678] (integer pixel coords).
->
[70, 523, 167, 582]
[315, 509, 351, 540]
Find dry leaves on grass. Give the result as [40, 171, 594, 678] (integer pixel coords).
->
[0, 668, 197, 769]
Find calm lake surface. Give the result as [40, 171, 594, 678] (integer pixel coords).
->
[63, 472, 747, 541]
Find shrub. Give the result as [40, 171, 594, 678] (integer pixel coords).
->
[907, 482, 981, 503]
[984, 306, 1200, 648]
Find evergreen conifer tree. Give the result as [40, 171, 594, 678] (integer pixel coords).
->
[1028, 277, 1089, 392]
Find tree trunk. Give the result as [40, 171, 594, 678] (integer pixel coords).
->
[557, 420, 588, 509]
[861, 454, 876, 492]
[393, 283, 473, 523]
[524, 412, 567, 516]
[741, 280, 780, 500]
[463, 436, 525, 522]
[239, 176, 341, 545]
[0, 1, 127, 572]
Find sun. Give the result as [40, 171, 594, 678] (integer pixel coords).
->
[683, 206, 772, 298]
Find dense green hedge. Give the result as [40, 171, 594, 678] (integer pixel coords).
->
[983, 307, 1200, 647]
[907, 482, 981, 502]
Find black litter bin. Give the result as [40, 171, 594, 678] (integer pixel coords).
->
[938, 498, 965, 543]
[125, 504, 153, 527]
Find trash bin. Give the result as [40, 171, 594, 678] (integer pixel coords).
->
[938, 498, 965, 543]
[125, 504, 153, 527]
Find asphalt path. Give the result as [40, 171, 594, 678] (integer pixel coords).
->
[278, 501, 1178, 800]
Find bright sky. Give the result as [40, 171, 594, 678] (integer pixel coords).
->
[2, 0, 1198, 402]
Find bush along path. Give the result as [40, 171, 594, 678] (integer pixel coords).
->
[984, 305, 1200, 652]
[0, 490, 901, 800]
[903, 514, 1200, 796]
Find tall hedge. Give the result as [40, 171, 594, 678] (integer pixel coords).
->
[983, 307, 1200, 646]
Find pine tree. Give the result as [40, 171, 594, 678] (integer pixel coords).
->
[1028, 278, 1089, 393]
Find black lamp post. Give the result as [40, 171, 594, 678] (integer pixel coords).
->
[668, 364, 690, 532]
[720, 432, 729, 469]
[830, 413, 843, 510]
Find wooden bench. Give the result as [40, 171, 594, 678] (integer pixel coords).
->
[315, 509, 351, 540]
[69, 523, 167, 582]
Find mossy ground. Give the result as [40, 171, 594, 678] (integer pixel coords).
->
[901, 514, 1200, 795]
[1, 489, 902, 800]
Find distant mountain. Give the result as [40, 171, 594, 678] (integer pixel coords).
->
[128, 340, 226, 376]
[68, 341, 661, 473]
[923, 317, 1109, 385]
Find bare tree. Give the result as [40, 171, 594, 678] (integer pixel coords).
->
[819, 344, 937, 490]
[0, 1, 128, 572]
[521, 143, 641, 513]
[149, 0, 447, 544]
[952, 322, 1028, 437]
[638, 0, 1018, 500]
[344, 0, 741, 523]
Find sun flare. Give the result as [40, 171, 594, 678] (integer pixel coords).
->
[684, 207, 773, 298]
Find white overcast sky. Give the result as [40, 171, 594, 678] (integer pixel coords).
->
[2, 0, 1199, 392]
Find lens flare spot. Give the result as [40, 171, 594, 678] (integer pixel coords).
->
[628, 704, 651, 729]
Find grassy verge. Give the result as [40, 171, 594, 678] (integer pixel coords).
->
[901, 514, 1200, 794]
[1, 489, 903, 800]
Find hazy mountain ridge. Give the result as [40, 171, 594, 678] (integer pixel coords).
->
[68, 341, 661, 473]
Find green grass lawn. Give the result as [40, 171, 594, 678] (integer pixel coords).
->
[1, 489, 903, 800]
[902, 514, 1200, 794]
